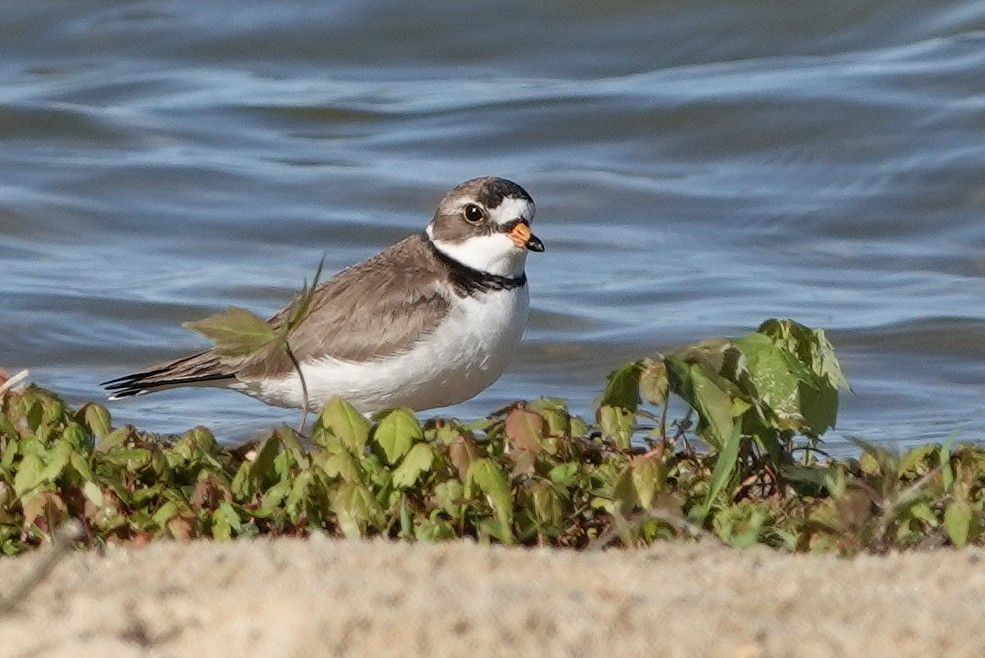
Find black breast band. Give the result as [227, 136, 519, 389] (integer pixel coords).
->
[427, 236, 527, 296]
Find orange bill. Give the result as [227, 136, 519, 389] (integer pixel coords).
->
[508, 222, 545, 252]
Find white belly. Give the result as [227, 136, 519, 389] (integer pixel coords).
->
[235, 286, 529, 413]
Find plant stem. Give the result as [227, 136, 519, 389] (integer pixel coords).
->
[285, 343, 310, 434]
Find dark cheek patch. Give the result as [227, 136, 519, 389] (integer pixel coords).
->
[429, 212, 494, 243]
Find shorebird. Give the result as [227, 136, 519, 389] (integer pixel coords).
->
[103, 177, 544, 415]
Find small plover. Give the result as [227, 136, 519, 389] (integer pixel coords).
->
[102, 177, 544, 414]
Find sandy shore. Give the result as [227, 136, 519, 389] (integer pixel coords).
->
[0, 538, 981, 657]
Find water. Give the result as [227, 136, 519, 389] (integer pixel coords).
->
[4, 0, 985, 450]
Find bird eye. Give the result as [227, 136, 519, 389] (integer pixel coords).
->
[463, 204, 485, 224]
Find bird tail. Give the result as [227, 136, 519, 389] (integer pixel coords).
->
[101, 351, 236, 399]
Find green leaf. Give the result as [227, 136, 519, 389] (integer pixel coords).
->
[688, 364, 736, 449]
[392, 443, 435, 489]
[212, 501, 242, 540]
[639, 358, 669, 405]
[548, 462, 579, 487]
[96, 426, 131, 452]
[414, 518, 457, 542]
[13, 452, 44, 497]
[260, 479, 291, 512]
[528, 480, 563, 526]
[598, 361, 643, 411]
[732, 333, 804, 418]
[183, 306, 277, 358]
[597, 405, 634, 449]
[631, 454, 660, 509]
[152, 501, 181, 529]
[77, 403, 112, 440]
[465, 458, 514, 541]
[943, 499, 972, 548]
[39, 440, 73, 483]
[317, 397, 370, 453]
[433, 480, 465, 517]
[612, 465, 636, 511]
[373, 408, 422, 464]
[277, 257, 327, 337]
[321, 449, 364, 483]
[332, 482, 382, 539]
[701, 423, 743, 519]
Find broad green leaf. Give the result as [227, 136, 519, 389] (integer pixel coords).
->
[212, 501, 242, 540]
[597, 405, 634, 449]
[943, 499, 972, 548]
[392, 443, 435, 489]
[797, 379, 839, 435]
[598, 361, 643, 411]
[612, 465, 636, 511]
[152, 501, 181, 529]
[688, 364, 735, 449]
[274, 426, 309, 467]
[183, 306, 277, 358]
[39, 440, 73, 483]
[465, 458, 514, 538]
[548, 462, 579, 487]
[528, 480, 563, 526]
[96, 426, 131, 452]
[631, 454, 660, 509]
[250, 436, 282, 486]
[332, 482, 382, 538]
[260, 479, 291, 512]
[285, 469, 314, 521]
[320, 449, 359, 482]
[77, 403, 112, 440]
[373, 408, 421, 464]
[732, 333, 804, 417]
[13, 453, 44, 496]
[317, 397, 370, 453]
[810, 327, 848, 389]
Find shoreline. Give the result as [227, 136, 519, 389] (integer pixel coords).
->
[1, 538, 982, 657]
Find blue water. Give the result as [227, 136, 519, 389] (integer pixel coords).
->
[4, 0, 985, 450]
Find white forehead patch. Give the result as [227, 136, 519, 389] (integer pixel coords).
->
[487, 196, 535, 227]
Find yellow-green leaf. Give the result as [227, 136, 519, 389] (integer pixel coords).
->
[317, 397, 370, 453]
[373, 408, 422, 464]
[183, 306, 277, 358]
[392, 443, 435, 489]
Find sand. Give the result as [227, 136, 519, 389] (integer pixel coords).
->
[0, 537, 981, 657]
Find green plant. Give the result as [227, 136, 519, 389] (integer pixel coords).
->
[2, 318, 983, 557]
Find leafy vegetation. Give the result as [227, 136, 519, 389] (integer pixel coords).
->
[0, 319, 982, 556]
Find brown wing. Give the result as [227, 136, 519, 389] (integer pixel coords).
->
[236, 233, 451, 379]
[103, 233, 451, 396]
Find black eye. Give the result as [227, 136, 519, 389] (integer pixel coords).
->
[463, 204, 485, 223]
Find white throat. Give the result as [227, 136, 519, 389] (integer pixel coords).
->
[426, 225, 529, 278]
